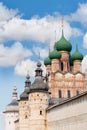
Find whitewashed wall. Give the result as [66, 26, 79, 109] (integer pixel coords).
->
[47, 94, 87, 130]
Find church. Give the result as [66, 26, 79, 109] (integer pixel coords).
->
[3, 25, 87, 130]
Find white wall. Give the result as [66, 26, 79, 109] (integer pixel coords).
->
[47, 94, 87, 130]
[5, 112, 18, 130]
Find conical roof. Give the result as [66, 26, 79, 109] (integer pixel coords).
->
[71, 44, 83, 61]
[20, 73, 31, 100]
[4, 87, 19, 112]
[55, 30, 72, 52]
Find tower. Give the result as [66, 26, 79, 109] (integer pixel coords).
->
[29, 61, 50, 130]
[3, 86, 19, 130]
[19, 73, 31, 130]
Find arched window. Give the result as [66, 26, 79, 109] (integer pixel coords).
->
[40, 110, 42, 115]
[59, 90, 62, 98]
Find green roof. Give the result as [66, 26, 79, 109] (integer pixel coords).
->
[71, 44, 83, 61]
[49, 49, 61, 60]
[44, 57, 51, 66]
[55, 30, 72, 52]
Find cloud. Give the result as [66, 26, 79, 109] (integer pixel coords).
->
[82, 55, 87, 73]
[15, 59, 36, 77]
[83, 32, 87, 48]
[33, 46, 49, 59]
[67, 3, 87, 27]
[0, 16, 82, 46]
[0, 42, 32, 67]
[0, 2, 19, 22]
[15, 59, 46, 77]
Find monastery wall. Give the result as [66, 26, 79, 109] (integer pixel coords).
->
[47, 93, 87, 130]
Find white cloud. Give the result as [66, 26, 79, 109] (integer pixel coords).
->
[0, 16, 82, 46]
[67, 3, 87, 26]
[15, 59, 36, 77]
[0, 42, 32, 67]
[83, 32, 87, 48]
[15, 59, 46, 77]
[82, 55, 87, 73]
[33, 46, 49, 59]
[0, 2, 19, 22]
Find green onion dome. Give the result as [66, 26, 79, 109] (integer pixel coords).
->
[44, 57, 51, 66]
[71, 44, 83, 61]
[55, 30, 72, 52]
[49, 48, 61, 60]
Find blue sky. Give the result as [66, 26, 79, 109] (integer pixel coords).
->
[0, 0, 87, 129]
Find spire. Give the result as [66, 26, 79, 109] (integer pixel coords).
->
[61, 16, 64, 37]
[20, 73, 31, 100]
[35, 61, 43, 77]
[62, 16, 64, 29]
[75, 33, 78, 51]
[25, 72, 31, 92]
[76, 43, 78, 52]
[30, 61, 49, 92]
[12, 86, 17, 100]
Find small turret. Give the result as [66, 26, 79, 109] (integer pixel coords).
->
[5, 86, 18, 112]
[3, 86, 19, 130]
[30, 61, 48, 91]
[29, 61, 50, 130]
[20, 73, 31, 100]
[19, 73, 31, 130]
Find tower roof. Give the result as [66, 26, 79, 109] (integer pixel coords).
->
[20, 73, 31, 100]
[30, 61, 48, 92]
[55, 30, 72, 52]
[71, 44, 83, 61]
[4, 86, 19, 112]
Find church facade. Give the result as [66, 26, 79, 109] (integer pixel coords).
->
[4, 29, 87, 130]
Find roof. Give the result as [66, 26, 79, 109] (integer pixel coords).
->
[49, 49, 61, 60]
[71, 44, 83, 61]
[55, 30, 72, 52]
[47, 91, 87, 111]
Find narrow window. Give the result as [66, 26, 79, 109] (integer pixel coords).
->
[25, 115, 28, 119]
[40, 110, 42, 115]
[59, 90, 62, 98]
[67, 90, 71, 98]
[76, 90, 79, 95]
[61, 62, 63, 71]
